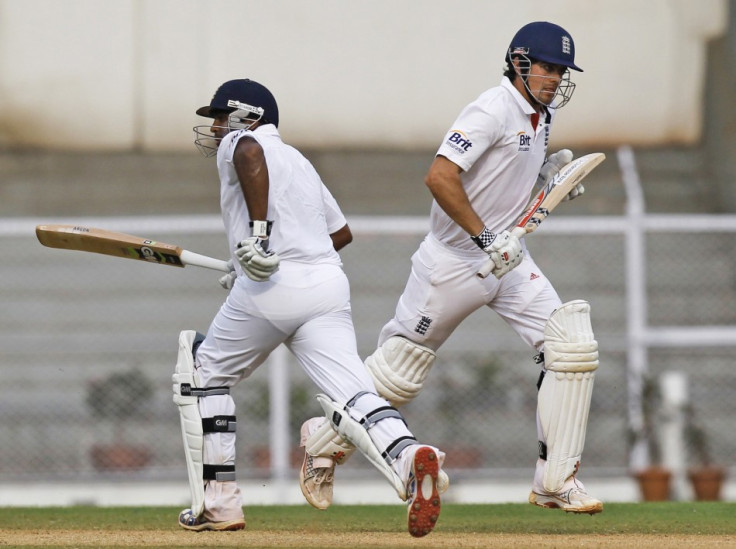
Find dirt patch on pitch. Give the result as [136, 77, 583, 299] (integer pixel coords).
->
[2, 530, 736, 548]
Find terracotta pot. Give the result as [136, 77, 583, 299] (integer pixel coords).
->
[688, 466, 726, 501]
[90, 443, 153, 471]
[252, 446, 305, 469]
[634, 466, 672, 501]
[442, 446, 485, 468]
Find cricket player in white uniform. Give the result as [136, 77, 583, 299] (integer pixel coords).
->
[301, 21, 603, 514]
[173, 79, 445, 537]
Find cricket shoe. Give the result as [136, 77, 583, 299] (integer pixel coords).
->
[403, 445, 443, 538]
[178, 508, 245, 531]
[299, 418, 337, 510]
[529, 475, 603, 514]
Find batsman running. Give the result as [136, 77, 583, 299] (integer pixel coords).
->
[299, 21, 603, 514]
[173, 78, 445, 536]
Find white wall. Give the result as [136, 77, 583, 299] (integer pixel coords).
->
[0, 0, 728, 151]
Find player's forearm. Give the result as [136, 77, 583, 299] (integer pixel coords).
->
[434, 191, 485, 237]
[426, 177, 484, 236]
[330, 224, 353, 251]
[425, 156, 485, 236]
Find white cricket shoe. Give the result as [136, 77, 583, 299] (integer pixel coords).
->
[401, 445, 443, 537]
[529, 475, 603, 514]
[178, 508, 245, 531]
[299, 418, 336, 510]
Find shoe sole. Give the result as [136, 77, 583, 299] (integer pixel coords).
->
[179, 518, 245, 531]
[407, 447, 441, 537]
[528, 491, 603, 515]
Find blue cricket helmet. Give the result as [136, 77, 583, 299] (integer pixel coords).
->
[196, 79, 279, 127]
[508, 21, 583, 72]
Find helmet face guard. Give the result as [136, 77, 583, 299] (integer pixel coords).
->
[508, 49, 577, 109]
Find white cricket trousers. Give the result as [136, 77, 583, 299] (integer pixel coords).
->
[193, 263, 412, 521]
[378, 233, 562, 353]
[378, 234, 571, 479]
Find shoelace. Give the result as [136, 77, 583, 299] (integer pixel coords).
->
[313, 468, 334, 485]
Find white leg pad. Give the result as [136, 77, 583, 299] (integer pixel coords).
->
[364, 336, 436, 406]
[172, 330, 206, 517]
[304, 417, 357, 465]
[316, 394, 408, 501]
[538, 300, 599, 493]
[304, 337, 435, 466]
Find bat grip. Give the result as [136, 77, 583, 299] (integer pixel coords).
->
[180, 250, 232, 273]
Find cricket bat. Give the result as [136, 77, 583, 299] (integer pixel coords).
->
[477, 152, 606, 279]
[35, 224, 231, 273]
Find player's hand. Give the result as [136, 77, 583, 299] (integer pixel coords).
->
[218, 259, 237, 290]
[536, 149, 573, 188]
[235, 237, 281, 282]
[563, 182, 585, 201]
[484, 230, 523, 279]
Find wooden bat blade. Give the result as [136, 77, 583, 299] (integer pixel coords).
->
[518, 152, 605, 234]
[476, 152, 606, 279]
[36, 224, 186, 266]
[36, 224, 231, 273]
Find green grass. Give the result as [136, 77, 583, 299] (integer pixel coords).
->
[4, 502, 736, 535]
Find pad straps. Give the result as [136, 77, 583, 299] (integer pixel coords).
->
[203, 464, 236, 482]
[180, 385, 231, 397]
[202, 415, 237, 433]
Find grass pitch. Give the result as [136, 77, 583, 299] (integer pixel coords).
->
[2, 503, 735, 548]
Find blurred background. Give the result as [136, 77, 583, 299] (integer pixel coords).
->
[1, 0, 735, 506]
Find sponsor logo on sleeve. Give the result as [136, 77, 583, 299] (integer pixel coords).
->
[445, 130, 473, 154]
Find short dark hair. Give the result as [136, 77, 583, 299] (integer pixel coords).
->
[503, 54, 528, 81]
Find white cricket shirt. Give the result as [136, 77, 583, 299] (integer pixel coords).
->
[431, 76, 554, 252]
[216, 125, 346, 272]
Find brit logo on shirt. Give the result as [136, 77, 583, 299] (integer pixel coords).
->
[445, 130, 473, 154]
[415, 316, 432, 335]
[517, 131, 531, 152]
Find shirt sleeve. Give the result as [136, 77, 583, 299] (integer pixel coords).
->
[321, 183, 347, 234]
[435, 97, 503, 172]
[219, 129, 249, 185]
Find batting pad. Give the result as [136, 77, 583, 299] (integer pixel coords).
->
[538, 300, 599, 493]
[172, 330, 206, 517]
[304, 417, 357, 465]
[364, 336, 436, 406]
[316, 394, 407, 501]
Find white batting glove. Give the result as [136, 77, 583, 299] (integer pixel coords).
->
[218, 259, 237, 290]
[471, 227, 523, 279]
[235, 237, 281, 282]
[563, 182, 585, 201]
[536, 149, 573, 189]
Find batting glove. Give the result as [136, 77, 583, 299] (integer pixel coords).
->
[235, 237, 281, 282]
[218, 259, 237, 290]
[471, 227, 523, 279]
[536, 149, 573, 188]
[563, 182, 585, 201]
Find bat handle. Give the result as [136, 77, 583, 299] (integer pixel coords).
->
[180, 250, 232, 273]
[475, 226, 529, 279]
[477, 258, 495, 279]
